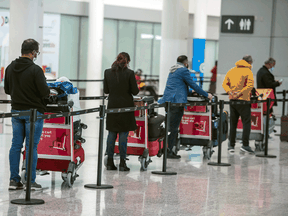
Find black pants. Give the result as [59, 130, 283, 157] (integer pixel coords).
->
[229, 101, 251, 147]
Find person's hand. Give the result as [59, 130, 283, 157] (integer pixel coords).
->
[207, 93, 213, 100]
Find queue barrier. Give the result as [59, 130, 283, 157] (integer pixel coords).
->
[5, 94, 288, 205]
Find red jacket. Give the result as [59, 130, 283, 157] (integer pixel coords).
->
[210, 66, 217, 82]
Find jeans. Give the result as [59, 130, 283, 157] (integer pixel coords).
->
[9, 110, 44, 183]
[229, 101, 251, 147]
[168, 106, 184, 151]
[106, 131, 129, 159]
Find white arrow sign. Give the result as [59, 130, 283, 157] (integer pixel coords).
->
[225, 19, 234, 30]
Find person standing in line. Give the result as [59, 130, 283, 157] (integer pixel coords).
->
[158, 55, 213, 159]
[256, 57, 282, 115]
[104, 52, 139, 171]
[5, 39, 50, 190]
[209, 61, 217, 94]
[222, 55, 255, 154]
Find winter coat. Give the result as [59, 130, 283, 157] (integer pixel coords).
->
[104, 68, 139, 132]
[222, 59, 254, 101]
[158, 63, 208, 104]
[4, 57, 50, 113]
[256, 66, 280, 106]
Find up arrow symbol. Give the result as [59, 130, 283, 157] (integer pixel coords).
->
[225, 19, 234, 30]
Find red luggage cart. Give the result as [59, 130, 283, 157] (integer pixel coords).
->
[104, 96, 164, 171]
[21, 103, 86, 187]
[236, 88, 275, 151]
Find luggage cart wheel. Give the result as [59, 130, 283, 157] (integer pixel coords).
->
[139, 156, 149, 171]
[80, 138, 86, 143]
[203, 147, 212, 160]
[81, 123, 88, 129]
[21, 170, 26, 184]
[61, 172, 67, 181]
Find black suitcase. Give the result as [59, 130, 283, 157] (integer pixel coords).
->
[148, 114, 165, 140]
[280, 115, 288, 142]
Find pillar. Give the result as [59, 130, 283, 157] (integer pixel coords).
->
[6, 0, 43, 134]
[194, 0, 207, 39]
[158, 0, 189, 95]
[85, 0, 104, 108]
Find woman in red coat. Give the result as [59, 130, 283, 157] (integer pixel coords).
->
[209, 61, 217, 94]
[104, 52, 139, 171]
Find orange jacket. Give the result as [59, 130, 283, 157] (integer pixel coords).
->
[222, 60, 254, 101]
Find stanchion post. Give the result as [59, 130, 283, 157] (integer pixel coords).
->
[84, 105, 113, 189]
[208, 100, 231, 167]
[256, 98, 277, 158]
[282, 90, 286, 117]
[11, 109, 45, 205]
[152, 101, 177, 175]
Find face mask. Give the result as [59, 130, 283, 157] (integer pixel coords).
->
[269, 67, 274, 72]
[32, 50, 38, 62]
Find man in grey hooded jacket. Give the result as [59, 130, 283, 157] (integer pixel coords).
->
[159, 55, 213, 159]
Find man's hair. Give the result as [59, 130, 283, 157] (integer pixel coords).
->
[21, 39, 39, 55]
[177, 55, 188, 64]
[264, 57, 276, 64]
[242, 55, 253, 63]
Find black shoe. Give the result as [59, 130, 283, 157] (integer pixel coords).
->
[107, 157, 117, 170]
[119, 159, 130, 171]
[240, 145, 255, 154]
[228, 146, 235, 153]
[24, 182, 43, 191]
[9, 180, 24, 190]
[167, 152, 181, 159]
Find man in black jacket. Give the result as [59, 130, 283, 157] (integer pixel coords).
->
[256, 58, 282, 109]
[4, 39, 50, 190]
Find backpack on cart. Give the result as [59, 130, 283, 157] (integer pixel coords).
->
[148, 114, 165, 141]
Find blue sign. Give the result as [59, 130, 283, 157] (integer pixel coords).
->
[192, 38, 206, 73]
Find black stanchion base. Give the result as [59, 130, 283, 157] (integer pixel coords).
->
[151, 171, 177, 175]
[84, 184, 113, 189]
[255, 154, 277, 158]
[11, 199, 44, 205]
[208, 162, 231, 166]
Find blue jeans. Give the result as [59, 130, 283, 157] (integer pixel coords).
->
[168, 106, 184, 151]
[9, 110, 44, 183]
[106, 131, 129, 159]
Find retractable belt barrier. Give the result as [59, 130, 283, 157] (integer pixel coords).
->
[6, 94, 288, 205]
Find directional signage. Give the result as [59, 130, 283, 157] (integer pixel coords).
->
[221, 15, 254, 34]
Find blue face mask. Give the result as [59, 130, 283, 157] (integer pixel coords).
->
[269, 67, 274, 72]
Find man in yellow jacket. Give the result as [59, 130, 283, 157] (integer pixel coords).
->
[222, 55, 254, 154]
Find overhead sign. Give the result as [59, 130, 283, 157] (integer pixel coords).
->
[221, 15, 254, 34]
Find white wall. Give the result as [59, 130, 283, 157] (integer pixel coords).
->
[69, 0, 222, 17]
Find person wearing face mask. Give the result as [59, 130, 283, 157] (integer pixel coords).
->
[4, 39, 50, 190]
[256, 58, 281, 111]
[158, 55, 213, 159]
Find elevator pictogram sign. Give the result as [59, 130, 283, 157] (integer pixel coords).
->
[221, 15, 254, 34]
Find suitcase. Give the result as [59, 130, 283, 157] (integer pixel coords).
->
[211, 110, 228, 146]
[148, 114, 165, 140]
[280, 115, 288, 141]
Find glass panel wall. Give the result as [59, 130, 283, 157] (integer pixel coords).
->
[118, 20, 136, 70]
[59, 14, 80, 89]
[135, 22, 153, 75]
[152, 23, 161, 76]
[102, 19, 118, 75]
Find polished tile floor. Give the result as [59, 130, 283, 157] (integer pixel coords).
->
[1, 113, 288, 216]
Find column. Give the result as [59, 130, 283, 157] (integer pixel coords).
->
[158, 0, 189, 95]
[9, 0, 43, 66]
[6, 0, 43, 134]
[194, 0, 207, 39]
[85, 0, 104, 108]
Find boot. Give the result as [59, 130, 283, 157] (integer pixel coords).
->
[107, 157, 117, 170]
[119, 158, 130, 171]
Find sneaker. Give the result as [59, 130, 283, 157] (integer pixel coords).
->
[9, 180, 24, 190]
[167, 152, 181, 159]
[228, 147, 235, 153]
[24, 182, 43, 191]
[240, 146, 255, 154]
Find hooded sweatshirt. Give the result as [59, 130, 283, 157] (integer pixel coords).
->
[222, 59, 254, 101]
[4, 57, 50, 113]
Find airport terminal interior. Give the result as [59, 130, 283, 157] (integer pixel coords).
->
[1, 0, 288, 215]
